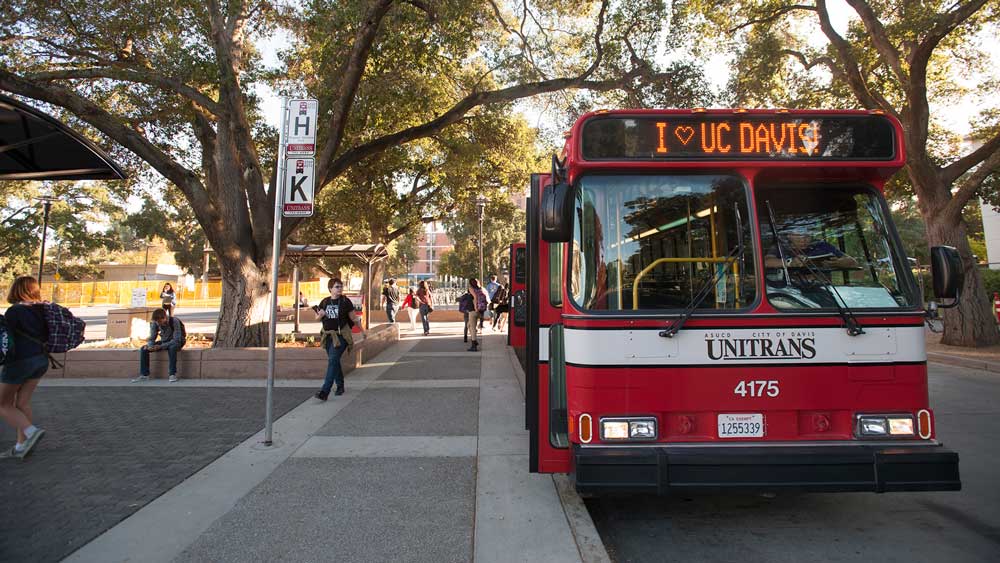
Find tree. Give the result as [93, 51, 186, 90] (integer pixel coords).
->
[439, 198, 527, 281]
[690, 1, 1000, 347]
[0, 180, 126, 282]
[1, 0, 700, 346]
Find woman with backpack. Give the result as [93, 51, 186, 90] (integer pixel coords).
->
[466, 278, 489, 352]
[491, 282, 510, 331]
[0, 276, 48, 459]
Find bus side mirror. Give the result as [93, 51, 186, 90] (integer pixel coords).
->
[541, 181, 574, 242]
[930, 245, 962, 308]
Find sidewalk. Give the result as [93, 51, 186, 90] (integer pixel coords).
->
[63, 322, 607, 563]
[926, 331, 1000, 373]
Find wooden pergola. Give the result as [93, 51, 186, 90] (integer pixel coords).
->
[284, 244, 389, 331]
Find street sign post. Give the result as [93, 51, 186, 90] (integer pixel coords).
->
[265, 97, 318, 446]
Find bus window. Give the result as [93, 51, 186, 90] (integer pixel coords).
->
[514, 247, 526, 284]
[572, 174, 755, 311]
[758, 185, 919, 310]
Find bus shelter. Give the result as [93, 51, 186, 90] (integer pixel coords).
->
[0, 93, 126, 180]
[284, 244, 389, 332]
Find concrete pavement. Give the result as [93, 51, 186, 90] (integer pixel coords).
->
[56, 321, 605, 563]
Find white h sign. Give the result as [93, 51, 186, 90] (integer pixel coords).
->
[283, 157, 315, 217]
[286, 99, 318, 156]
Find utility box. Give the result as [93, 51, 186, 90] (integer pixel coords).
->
[107, 307, 156, 340]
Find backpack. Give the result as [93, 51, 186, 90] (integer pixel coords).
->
[0, 316, 13, 366]
[172, 317, 187, 342]
[36, 302, 86, 353]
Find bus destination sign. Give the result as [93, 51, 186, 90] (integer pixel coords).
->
[581, 115, 895, 161]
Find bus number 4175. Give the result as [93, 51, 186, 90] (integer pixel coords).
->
[734, 380, 780, 398]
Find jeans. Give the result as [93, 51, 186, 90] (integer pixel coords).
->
[321, 335, 348, 394]
[419, 303, 431, 333]
[386, 302, 396, 322]
[139, 341, 183, 376]
[406, 307, 418, 331]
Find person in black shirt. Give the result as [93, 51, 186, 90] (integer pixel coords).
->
[0, 276, 49, 458]
[312, 277, 362, 400]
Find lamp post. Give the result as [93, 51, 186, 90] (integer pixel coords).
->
[476, 195, 488, 282]
[35, 196, 57, 283]
[142, 240, 156, 281]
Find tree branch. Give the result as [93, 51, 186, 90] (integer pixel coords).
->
[844, 0, 908, 84]
[0, 71, 227, 255]
[945, 144, 1000, 219]
[728, 5, 815, 33]
[942, 130, 1000, 186]
[315, 0, 395, 186]
[814, 0, 898, 117]
[27, 68, 222, 116]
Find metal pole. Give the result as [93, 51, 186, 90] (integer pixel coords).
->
[265, 97, 289, 447]
[37, 199, 52, 282]
[478, 208, 484, 282]
[143, 243, 150, 281]
[293, 262, 301, 333]
[366, 260, 373, 331]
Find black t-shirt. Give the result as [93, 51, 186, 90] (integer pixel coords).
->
[318, 296, 355, 331]
[5, 304, 46, 361]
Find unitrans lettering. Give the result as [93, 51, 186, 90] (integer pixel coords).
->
[706, 337, 816, 360]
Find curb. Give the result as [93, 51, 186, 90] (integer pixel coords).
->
[505, 346, 612, 563]
[927, 352, 1000, 373]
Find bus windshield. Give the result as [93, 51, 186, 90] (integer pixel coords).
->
[759, 185, 919, 310]
[571, 174, 757, 311]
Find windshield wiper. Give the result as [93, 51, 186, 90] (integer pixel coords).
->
[765, 200, 865, 337]
[660, 204, 744, 338]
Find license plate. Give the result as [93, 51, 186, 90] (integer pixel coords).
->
[718, 413, 764, 438]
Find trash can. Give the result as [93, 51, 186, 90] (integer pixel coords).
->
[106, 307, 157, 340]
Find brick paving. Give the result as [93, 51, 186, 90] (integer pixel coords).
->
[0, 386, 310, 563]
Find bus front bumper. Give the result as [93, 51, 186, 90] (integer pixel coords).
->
[573, 443, 960, 495]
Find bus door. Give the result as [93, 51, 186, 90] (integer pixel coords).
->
[508, 242, 527, 363]
[527, 173, 572, 473]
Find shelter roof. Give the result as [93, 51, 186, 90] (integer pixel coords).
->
[0, 94, 127, 181]
[284, 244, 388, 262]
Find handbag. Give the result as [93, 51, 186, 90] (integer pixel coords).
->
[483, 310, 493, 319]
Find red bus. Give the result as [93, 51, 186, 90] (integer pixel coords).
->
[518, 109, 962, 494]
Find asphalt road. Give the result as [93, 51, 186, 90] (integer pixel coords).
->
[586, 363, 1000, 563]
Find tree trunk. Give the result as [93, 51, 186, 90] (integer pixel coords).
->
[213, 251, 273, 347]
[925, 214, 1000, 347]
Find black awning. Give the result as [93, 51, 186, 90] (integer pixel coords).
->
[0, 93, 126, 181]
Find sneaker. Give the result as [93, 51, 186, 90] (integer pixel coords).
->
[468, 342, 479, 352]
[315, 390, 329, 401]
[18, 428, 45, 459]
[168, 375, 178, 383]
[131, 375, 149, 383]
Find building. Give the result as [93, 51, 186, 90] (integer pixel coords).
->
[410, 220, 454, 280]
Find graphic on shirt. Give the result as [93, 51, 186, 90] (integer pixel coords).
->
[326, 302, 340, 323]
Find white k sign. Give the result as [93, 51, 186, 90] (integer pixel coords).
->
[283, 157, 314, 217]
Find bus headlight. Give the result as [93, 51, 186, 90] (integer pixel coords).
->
[600, 417, 657, 441]
[856, 414, 915, 438]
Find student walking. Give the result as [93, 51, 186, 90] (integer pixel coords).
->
[491, 282, 509, 330]
[313, 278, 362, 400]
[132, 308, 186, 382]
[401, 287, 419, 332]
[160, 283, 177, 317]
[466, 278, 489, 352]
[381, 278, 400, 323]
[416, 280, 433, 336]
[457, 288, 474, 343]
[0, 276, 49, 459]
